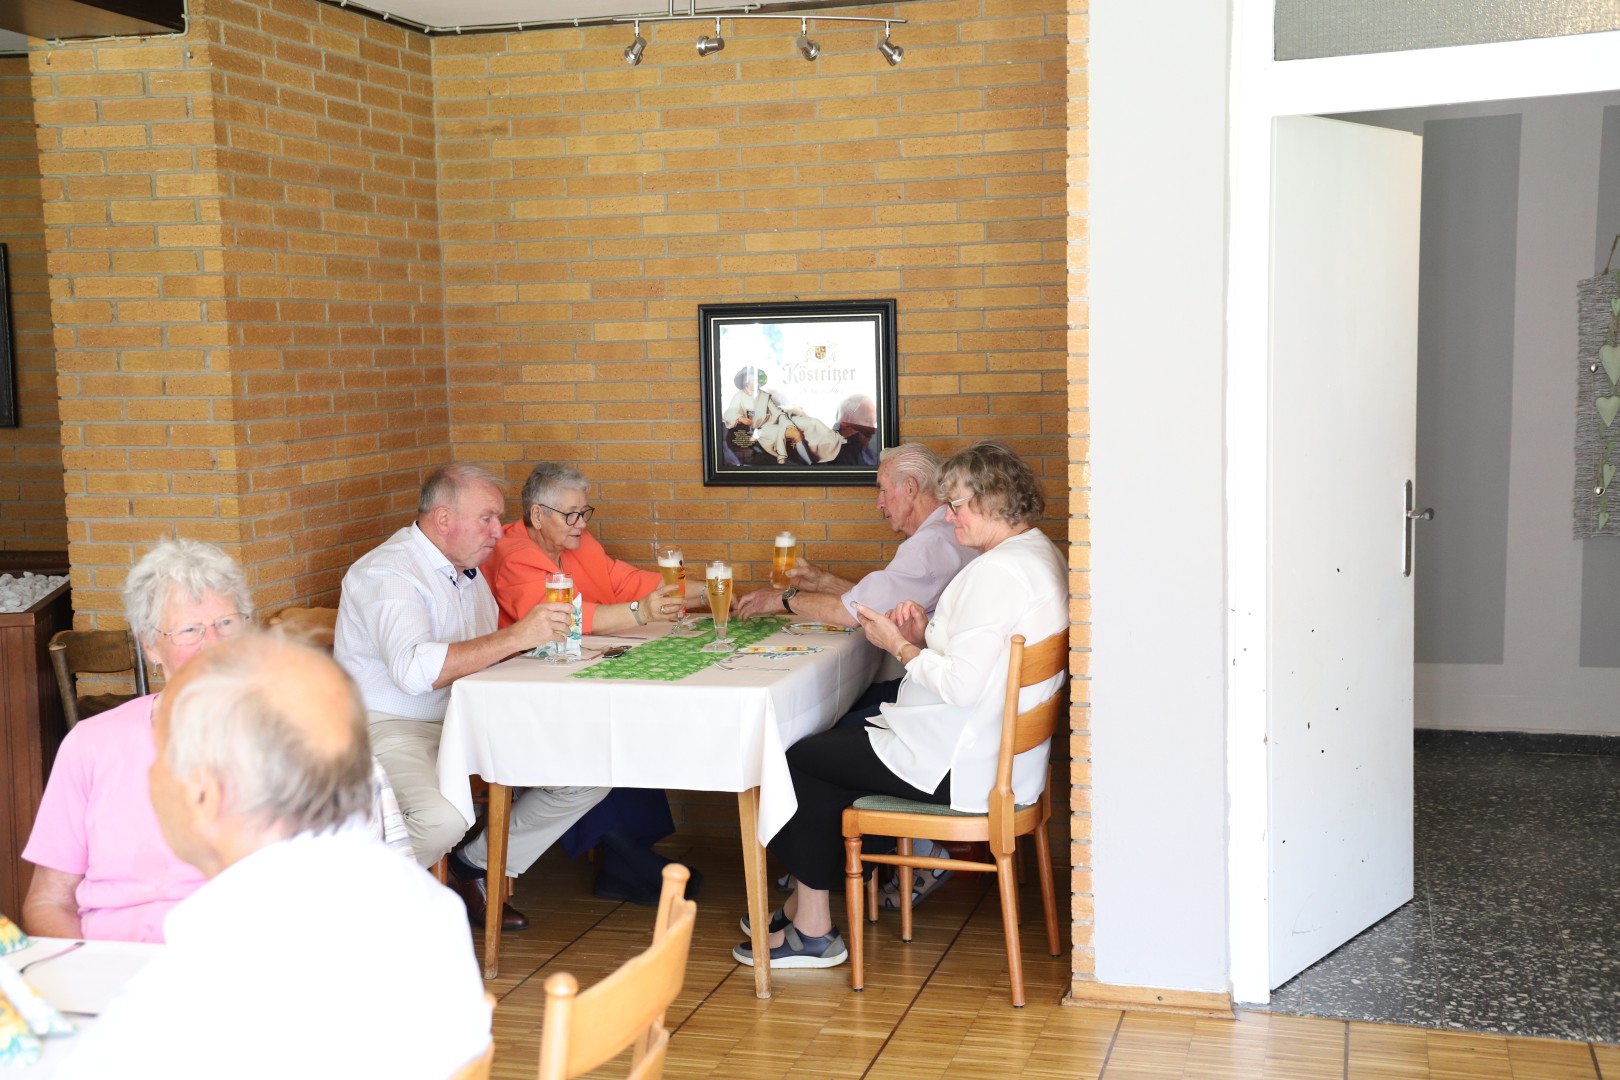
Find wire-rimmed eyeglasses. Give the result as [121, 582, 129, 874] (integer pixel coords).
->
[538, 503, 596, 526]
[155, 613, 250, 647]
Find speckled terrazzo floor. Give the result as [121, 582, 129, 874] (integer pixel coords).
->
[1268, 736, 1620, 1043]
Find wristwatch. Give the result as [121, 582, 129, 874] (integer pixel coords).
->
[629, 599, 646, 625]
[781, 587, 799, 614]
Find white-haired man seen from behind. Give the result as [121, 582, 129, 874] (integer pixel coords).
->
[57, 634, 491, 1080]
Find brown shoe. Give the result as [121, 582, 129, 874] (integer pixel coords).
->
[445, 857, 530, 931]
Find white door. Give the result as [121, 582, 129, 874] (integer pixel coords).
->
[1267, 115, 1423, 987]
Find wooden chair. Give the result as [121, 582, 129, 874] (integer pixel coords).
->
[536, 863, 697, 1080]
[841, 628, 1069, 1007]
[48, 629, 150, 729]
[447, 993, 498, 1080]
[263, 605, 339, 650]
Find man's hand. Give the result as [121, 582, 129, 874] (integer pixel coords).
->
[786, 559, 846, 594]
[511, 599, 573, 650]
[733, 587, 785, 619]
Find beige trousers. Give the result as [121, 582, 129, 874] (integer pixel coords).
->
[367, 713, 607, 874]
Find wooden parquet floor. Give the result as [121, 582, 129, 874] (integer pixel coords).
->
[482, 836, 1619, 1079]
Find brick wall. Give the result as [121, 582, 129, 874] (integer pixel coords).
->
[0, 58, 62, 552]
[31, 0, 445, 628]
[431, 0, 1069, 586]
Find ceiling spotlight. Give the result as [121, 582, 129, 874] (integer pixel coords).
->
[696, 18, 724, 57]
[877, 24, 903, 66]
[624, 24, 645, 66]
[796, 19, 819, 61]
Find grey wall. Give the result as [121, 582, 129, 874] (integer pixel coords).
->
[1278, 1, 1620, 60]
[1346, 92, 1620, 733]
[1413, 115, 1519, 665]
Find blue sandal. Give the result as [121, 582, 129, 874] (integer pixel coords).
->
[732, 925, 848, 969]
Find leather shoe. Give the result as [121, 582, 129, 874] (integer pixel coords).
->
[444, 861, 530, 931]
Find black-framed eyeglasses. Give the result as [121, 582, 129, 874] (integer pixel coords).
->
[155, 613, 250, 647]
[538, 503, 595, 526]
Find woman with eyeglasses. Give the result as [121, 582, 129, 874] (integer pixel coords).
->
[482, 462, 706, 905]
[483, 462, 702, 635]
[22, 539, 410, 942]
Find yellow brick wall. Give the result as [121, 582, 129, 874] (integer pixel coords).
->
[431, 0, 1070, 587]
[0, 58, 63, 552]
[31, 0, 447, 625]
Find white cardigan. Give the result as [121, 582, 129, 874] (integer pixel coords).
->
[866, 527, 1068, 812]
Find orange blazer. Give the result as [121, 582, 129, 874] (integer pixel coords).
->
[484, 520, 660, 633]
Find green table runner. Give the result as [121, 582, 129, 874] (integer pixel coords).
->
[571, 617, 789, 682]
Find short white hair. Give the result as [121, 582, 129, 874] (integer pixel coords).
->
[164, 635, 374, 836]
[123, 539, 254, 648]
[878, 444, 941, 492]
[521, 463, 590, 516]
[418, 464, 503, 515]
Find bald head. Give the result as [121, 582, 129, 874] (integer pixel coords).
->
[153, 633, 373, 862]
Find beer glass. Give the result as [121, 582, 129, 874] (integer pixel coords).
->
[659, 547, 690, 632]
[770, 531, 796, 588]
[705, 561, 734, 644]
[544, 573, 574, 660]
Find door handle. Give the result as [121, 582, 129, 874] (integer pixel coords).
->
[1403, 480, 1433, 577]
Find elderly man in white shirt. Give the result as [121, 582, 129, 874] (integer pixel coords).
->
[335, 463, 606, 931]
[58, 634, 492, 1080]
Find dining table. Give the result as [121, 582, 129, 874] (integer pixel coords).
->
[0, 936, 161, 1076]
[437, 614, 882, 997]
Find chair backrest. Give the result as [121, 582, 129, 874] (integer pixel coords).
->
[48, 629, 150, 727]
[536, 865, 696, 1080]
[988, 627, 1070, 851]
[264, 606, 339, 651]
[446, 993, 497, 1080]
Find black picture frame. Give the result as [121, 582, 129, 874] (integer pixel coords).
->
[698, 299, 899, 486]
[0, 246, 14, 429]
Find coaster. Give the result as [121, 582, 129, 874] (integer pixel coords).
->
[700, 641, 737, 653]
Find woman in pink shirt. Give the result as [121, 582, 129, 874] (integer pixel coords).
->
[21, 539, 255, 942]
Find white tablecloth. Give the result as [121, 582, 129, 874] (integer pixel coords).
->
[1, 937, 161, 1076]
[438, 623, 881, 845]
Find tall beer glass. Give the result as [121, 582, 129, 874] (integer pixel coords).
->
[659, 548, 688, 630]
[705, 561, 734, 643]
[770, 531, 796, 588]
[544, 573, 574, 660]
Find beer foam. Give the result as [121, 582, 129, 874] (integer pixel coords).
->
[657, 553, 683, 568]
[774, 532, 796, 547]
[706, 562, 732, 579]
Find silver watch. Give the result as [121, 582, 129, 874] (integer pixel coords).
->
[629, 599, 646, 625]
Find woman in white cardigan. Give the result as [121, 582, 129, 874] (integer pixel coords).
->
[734, 442, 1068, 969]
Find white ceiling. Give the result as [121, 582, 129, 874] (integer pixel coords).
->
[326, 0, 892, 33]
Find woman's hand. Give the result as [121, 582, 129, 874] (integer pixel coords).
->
[888, 600, 928, 648]
[641, 582, 684, 623]
[852, 602, 907, 657]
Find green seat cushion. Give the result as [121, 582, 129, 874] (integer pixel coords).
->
[851, 795, 1035, 816]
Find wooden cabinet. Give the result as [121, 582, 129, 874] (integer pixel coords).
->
[0, 557, 71, 921]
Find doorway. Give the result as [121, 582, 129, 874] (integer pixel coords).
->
[1262, 91, 1620, 1041]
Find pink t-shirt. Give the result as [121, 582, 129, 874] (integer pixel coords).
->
[21, 695, 206, 943]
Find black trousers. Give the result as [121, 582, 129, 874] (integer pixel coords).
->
[768, 725, 950, 892]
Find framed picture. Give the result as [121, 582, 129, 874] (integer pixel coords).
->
[698, 299, 898, 486]
[0, 246, 13, 429]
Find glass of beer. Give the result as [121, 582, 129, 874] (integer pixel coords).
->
[544, 573, 574, 660]
[771, 531, 797, 588]
[706, 561, 734, 644]
[658, 548, 690, 633]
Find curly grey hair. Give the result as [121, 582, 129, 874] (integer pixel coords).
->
[936, 441, 1045, 526]
[417, 463, 503, 516]
[520, 463, 590, 519]
[123, 539, 254, 649]
[163, 636, 373, 838]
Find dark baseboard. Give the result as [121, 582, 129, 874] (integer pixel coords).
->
[1415, 728, 1620, 756]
